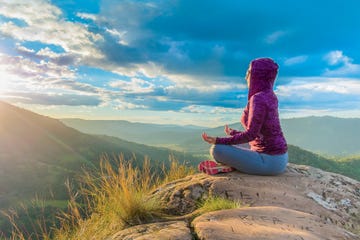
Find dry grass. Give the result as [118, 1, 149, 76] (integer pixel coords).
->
[1, 199, 53, 240]
[161, 154, 196, 183]
[5, 154, 196, 240]
[53, 155, 162, 239]
[4, 155, 244, 239]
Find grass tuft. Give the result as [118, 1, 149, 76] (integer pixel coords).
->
[52, 154, 165, 239]
[3, 154, 197, 239]
[197, 196, 242, 215]
[162, 154, 196, 183]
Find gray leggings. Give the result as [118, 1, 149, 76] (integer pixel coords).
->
[210, 144, 288, 175]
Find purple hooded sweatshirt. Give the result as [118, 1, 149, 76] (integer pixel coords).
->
[215, 58, 288, 155]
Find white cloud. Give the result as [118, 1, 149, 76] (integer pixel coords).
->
[276, 77, 360, 97]
[0, 0, 104, 59]
[324, 63, 360, 76]
[0, 53, 75, 83]
[324, 50, 351, 65]
[0, 0, 62, 24]
[109, 78, 155, 93]
[2, 91, 101, 106]
[284, 55, 308, 66]
[76, 12, 98, 21]
[16, 45, 35, 54]
[164, 40, 189, 61]
[265, 30, 287, 44]
[98, 0, 164, 46]
[323, 51, 360, 76]
[114, 100, 147, 110]
[15, 45, 78, 66]
[210, 107, 241, 114]
[0, 1, 114, 106]
[165, 73, 246, 91]
[105, 28, 129, 45]
[104, 62, 165, 79]
[36, 47, 61, 58]
[0, 52, 105, 96]
[107, 61, 246, 96]
[180, 105, 208, 114]
[138, 62, 166, 78]
[0, 52, 122, 106]
[180, 105, 241, 114]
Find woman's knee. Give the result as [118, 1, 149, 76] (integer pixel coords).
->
[210, 144, 227, 161]
[210, 144, 218, 157]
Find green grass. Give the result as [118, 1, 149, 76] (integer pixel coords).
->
[197, 196, 242, 215]
[17, 200, 69, 210]
[43, 200, 69, 209]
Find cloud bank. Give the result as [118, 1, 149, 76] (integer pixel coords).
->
[0, 0, 360, 122]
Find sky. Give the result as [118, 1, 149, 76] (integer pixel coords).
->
[0, 0, 360, 127]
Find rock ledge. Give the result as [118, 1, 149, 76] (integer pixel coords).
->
[112, 164, 360, 239]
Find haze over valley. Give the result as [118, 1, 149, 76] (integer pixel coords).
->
[62, 116, 360, 157]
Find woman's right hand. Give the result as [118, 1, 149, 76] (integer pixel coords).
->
[224, 124, 232, 135]
[202, 132, 216, 144]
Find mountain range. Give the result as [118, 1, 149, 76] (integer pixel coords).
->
[60, 117, 360, 181]
[281, 116, 360, 156]
[62, 116, 360, 156]
[2, 100, 359, 210]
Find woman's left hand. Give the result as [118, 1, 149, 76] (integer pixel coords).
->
[224, 124, 232, 135]
[202, 132, 216, 144]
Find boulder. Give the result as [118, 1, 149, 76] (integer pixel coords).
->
[109, 164, 359, 239]
[153, 163, 360, 238]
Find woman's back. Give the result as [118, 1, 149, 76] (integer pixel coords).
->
[248, 90, 287, 155]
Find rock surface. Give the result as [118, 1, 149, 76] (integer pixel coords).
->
[109, 221, 192, 240]
[113, 164, 360, 239]
[193, 206, 357, 240]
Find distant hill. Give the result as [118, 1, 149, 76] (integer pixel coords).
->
[281, 116, 360, 156]
[196, 117, 360, 157]
[60, 119, 216, 153]
[0, 101, 200, 208]
[62, 116, 360, 156]
[286, 145, 360, 181]
[60, 118, 203, 151]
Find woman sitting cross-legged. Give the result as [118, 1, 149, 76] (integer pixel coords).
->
[200, 57, 288, 175]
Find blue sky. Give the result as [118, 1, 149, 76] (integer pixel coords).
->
[1, 0, 360, 127]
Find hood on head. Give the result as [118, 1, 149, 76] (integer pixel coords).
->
[248, 58, 278, 99]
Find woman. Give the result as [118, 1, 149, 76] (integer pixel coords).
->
[200, 57, 288, 175]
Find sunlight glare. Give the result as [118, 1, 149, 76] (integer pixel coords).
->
[0, 69, 13, 94]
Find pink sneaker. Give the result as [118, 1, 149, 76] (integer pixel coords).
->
[198, 160, 235, 175]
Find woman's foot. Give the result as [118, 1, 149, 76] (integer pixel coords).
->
[198, 160, 235, 175]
